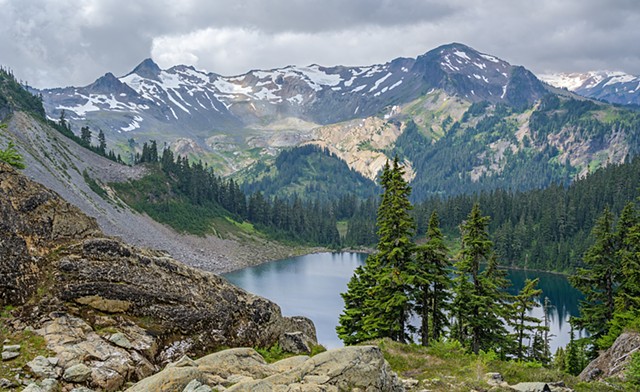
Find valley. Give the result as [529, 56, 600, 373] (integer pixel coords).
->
[3, 36, 640, 391]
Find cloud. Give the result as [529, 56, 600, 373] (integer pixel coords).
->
[1, 0, 639, 88]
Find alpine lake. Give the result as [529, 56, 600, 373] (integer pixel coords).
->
[224, 252, 583, 352]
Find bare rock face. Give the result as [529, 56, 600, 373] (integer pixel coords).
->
[126, 346, 404, 392]
[0, 162, 99, 306]
[0, 162, 318, 391]
[580, 331, 640, 381]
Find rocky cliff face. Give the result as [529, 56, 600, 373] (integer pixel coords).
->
[580, 331, 640, 382]
[0, 161, 316, 390]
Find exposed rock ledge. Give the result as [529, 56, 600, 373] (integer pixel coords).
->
[580, 331, 640, 382]
[0, 161, 318, 390]
[127, 346, 404, 392]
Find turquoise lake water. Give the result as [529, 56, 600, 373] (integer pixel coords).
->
[224, 252, 583, 351]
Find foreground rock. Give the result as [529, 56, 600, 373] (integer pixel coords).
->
[126, 346, 404, 392]
[0, 161, 316, 391]
[579, 331, 640, 381]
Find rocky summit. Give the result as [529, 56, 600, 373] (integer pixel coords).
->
[0, 161, 325, 390]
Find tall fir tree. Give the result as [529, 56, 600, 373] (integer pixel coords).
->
[510, 278, 544, 360]
[412, 211, 451, 346]
[337, 157, 415, 343]
[452, 203, 508, 354]
[97, 129, 106, 154]
[570, 207, 618, 349]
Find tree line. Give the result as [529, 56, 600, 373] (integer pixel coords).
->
[116, 140, 342, 246]
[338, 158, 550, 363]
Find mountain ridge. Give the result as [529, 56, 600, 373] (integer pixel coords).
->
[540, 70, 640, 106]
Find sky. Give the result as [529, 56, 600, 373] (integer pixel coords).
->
[1, 0, 639, 89]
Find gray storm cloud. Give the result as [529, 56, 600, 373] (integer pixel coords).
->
[1, 0, 638, 88]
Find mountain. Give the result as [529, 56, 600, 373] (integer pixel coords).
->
[0, 68, 303, 273]
[37, 43, 548, 173]
[540, 71, 640, 106]
[34, 43, 640, 200]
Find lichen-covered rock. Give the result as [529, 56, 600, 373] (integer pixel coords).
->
[125, 346, 404, 392]
[579, 331, 640, 381]
[279, 331, 314, 354]
[27, 355, 59, 379]
[0, 162, 99, 306]
[63, 363, 92, 383]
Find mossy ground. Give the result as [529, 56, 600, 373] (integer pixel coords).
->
[0, 308, 55, 385]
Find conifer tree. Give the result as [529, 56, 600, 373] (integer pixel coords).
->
[412, 211, 451, 346]
[97, 129, 106, 154]
[0, 138, 26, 169]
[80, 126, 92, 146]
[570, 207, 618, 348]
[511, 278, 543, 360]
[338, 157, 415, 344]
[452, 203, 508, 354]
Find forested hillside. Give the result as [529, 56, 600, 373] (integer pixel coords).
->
[112, 142, 345, 246]
[241, 145, 380, 201]
[414, 155, 640, 271]
[394, 95, 640, 200]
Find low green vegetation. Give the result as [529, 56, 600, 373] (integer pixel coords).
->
[254, 343, 326, 363]
[0, 308, 55, 383]
[0, 139, 25, 169]
[82, 169, 108, 199]
[376, 339, 621, 392]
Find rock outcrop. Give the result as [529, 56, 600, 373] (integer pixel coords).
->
[0, 162, 317, 390]
[579, 331, 640, 381]
[126, 346, 404, 392]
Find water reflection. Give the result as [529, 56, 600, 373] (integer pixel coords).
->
[224, 253, 583, 352]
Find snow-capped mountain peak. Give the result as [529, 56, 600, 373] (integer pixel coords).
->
[37, 43, 550, 144]
[540, 71, 640, 105]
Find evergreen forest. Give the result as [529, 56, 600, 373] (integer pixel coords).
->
[338, 158, 640, 379]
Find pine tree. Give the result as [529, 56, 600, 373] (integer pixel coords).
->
[452, 203, 508, 354]
[337, 157, 415, 344]
[412, 211, 451, 346]
[570, 207, 618, 348]
[0, 138, 26, 169]
[80, 126, 92, 146]
[511, 278, 543, 360]
[565, 324, 581, 375]
[97, 129, 106, 154]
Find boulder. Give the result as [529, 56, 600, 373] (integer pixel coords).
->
[124, 367, 205, 392]
[182, 379, 212, 392]
[126, 346, 404, 392]
[195, 348, 275, 379]
[27, 355, 59, 379]
[38, 313, 134, 390]
[1, 351, 19, 361]
[63, 363, 92, 383]
[579, 331, 640, 381]
[40, 378, 59, 392]
[22, 383, 44, 392]
[109, 332, 133, 349]
[279, 331, 314, 354]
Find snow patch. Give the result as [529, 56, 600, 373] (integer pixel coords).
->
[480, 53, 500, 63]
[121, 115, 143, 132]
[368, 73, 392, 93]
[453, 50, 471, 61]
[287, 94, 304, 104]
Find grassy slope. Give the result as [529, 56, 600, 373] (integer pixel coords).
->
[376, 339, 626, 392]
